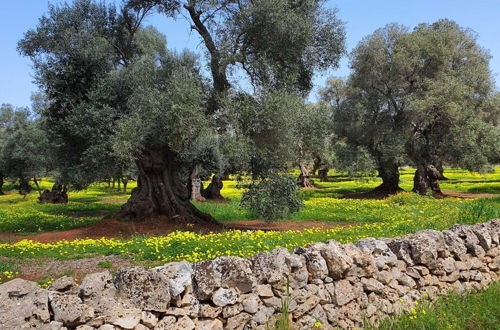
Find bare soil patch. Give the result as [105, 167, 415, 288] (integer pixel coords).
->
[440, 190, 497, 199]
[0, 217, 355, 244]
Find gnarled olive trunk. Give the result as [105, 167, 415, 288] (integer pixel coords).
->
[120, 149, 218, 225]
[318, 168, 329, 182]
[202, 175, 224, 200]
[373, 163, 403, 194]
[435, 163, 449, 180]
[38, 183, 68, 204]
[297, 163, 314, 188]
[413, 164, 442, 195]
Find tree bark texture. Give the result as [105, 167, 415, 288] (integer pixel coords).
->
[318, 168, 329, 182]
[202, 175, 224, 200]
[435, 163, 449, 180]
[120, 149, 218, 224]
[413, 164, 443, 195]
[373, 163, 403, 194]
[297, 163, 314, 188]
[38, 183, 68, 204]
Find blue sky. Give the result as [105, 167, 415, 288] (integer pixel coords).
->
[1, 0, 499, 108]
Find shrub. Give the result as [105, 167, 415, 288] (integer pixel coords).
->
[240, 174, 303, 222]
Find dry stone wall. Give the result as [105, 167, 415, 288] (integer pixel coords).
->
[1, 219, 499, 330]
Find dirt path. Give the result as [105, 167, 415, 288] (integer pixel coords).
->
[0, 218, 355, 244]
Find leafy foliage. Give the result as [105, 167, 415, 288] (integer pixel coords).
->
[240, 173, 303, 221]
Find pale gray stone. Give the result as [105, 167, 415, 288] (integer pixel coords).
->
[115, 267, 171, 312]
[0, 278, 50, 329]
[156, 261, 193, 297]
[112, 315, 140, 329]
[212, 287, 238, 307]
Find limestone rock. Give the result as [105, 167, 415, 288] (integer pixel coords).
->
[49, 276, 78, 294]
[242, 294, 260, 314]
[251, 248, 291, 284]
[226, 312, 252, 330]
[319, 240, 353, 279]
[112, 315, 140, 329]
[292, 296, 320, 318]
[299, 246, 329, 280]
[199, 304, 222, 318]
[156, 261, 193, 297]
[332, 280, 362, 306]
[80, 271, 116, 302]
[193, 260, 220, 300]
[442, 230, 468, 260]
[252, 306, 275, 324]
[212, 287, 238, 307]
[471, 223, 493, 251]
[194, 318, 223, 330]
[223, 303, 243, 318]
[0, 278, 50, 329]
[154, 316, 176, 330]
[115, 266, 171, 312]
[361, 277, 384, 293]
[172, 316, 195, 330]
[141, 311, 158, 328]
[255, 284, 274, 297]
[49, 291, 94, 326]
[213, 256, 256, 293]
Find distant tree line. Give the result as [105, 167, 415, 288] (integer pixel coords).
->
[0, 0, 498, 222]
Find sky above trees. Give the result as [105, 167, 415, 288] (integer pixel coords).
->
[1, 0, 499, 107]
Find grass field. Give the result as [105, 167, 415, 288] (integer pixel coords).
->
[0, 168, 499, 330]
[0, 167, 498, 233]
[0, 167, 498, 285]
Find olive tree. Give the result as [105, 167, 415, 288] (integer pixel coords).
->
[0, 104, 50, 197]
[333, 20, 498, 195]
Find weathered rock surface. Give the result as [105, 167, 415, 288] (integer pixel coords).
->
[0, 219, 498, 330]
[115, 266, 171, 312]
[0, 278, 50, 328]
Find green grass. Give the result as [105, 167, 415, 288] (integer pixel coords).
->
[373, 281, 500, 330]
[0, 179, 129, 233]
[98, 261, 112, 268]
[0, 193, 497, 263]
[0, 168, 498, 234]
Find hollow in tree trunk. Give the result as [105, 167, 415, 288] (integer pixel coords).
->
[373, 163, 403, 194]
[38, 183, 68, 204]
[202, 175, 224, 200]
[413, 164, 443, 196]
[297, 163, 314, 188]
[120, 149, 218, 225]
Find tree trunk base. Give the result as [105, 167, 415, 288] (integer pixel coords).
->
[318, 168, 329, 182]
[297, 175, 314, 188]
[413, 164, 442, 196]
[119, 149, 221, 227]
[120, 191, 216, 225]
[372, 183, 404, 195]
[38, 184, 68, 204]
[202, 175, 224, 200]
